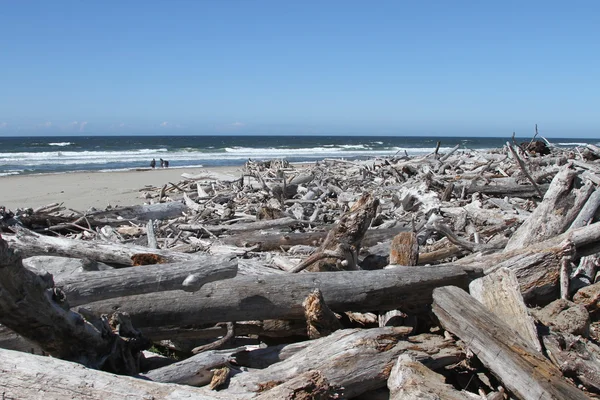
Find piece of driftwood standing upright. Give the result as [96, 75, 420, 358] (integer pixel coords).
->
[290, 193, 379, 272]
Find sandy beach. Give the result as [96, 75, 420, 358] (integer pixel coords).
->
[0, 166, 242, 212]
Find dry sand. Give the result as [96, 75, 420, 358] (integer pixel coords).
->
[0, 166, 242, 212]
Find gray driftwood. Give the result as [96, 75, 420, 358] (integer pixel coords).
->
[221, 328, 462, 399]
[56, 257, 238, 307]
[469, 268, 541, 351]
[80, 264, 482, 329]
[432, 286, 589, 400]
[0, 347, 224, 400]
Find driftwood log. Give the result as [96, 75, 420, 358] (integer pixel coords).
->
[432, 286, 588, 400]
[80, 264, 482, 329]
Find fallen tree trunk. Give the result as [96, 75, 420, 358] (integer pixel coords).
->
[56, 257, 238, 307]
[460, 182, 550, 198]
[87, 201, 189, 221]
[0, 348, 225, 400]
[80, 264, 483, 329]
[432, 286, 589, 400]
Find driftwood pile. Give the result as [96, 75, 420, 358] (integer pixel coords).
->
[2, 140, 600, 399]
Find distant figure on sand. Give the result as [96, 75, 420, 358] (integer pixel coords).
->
[164, 160, 169, 168]
[160, 158, 165, 168]
[150, 158, 156, 169]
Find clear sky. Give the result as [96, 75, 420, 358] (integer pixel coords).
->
[0, 1, 598, 137]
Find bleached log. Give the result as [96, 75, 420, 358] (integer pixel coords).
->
[569, 188, 600, 230]
[179, 217, 299, 235]
[0, 348, 224, 400]
[221, 328, 462, 399]
[56, 257, 238, 307]
[80, 264, 482, 329]
[432, 286, 588, 400]
[146, 219, 158, 249]
[469, 268, 541, 351]
[388, 354, 478, 400]
[89, 201, 188, 221]
[5, 226, 209, 266]
[505, 165, 594, 251]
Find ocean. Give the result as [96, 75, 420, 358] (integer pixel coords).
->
[0, 135, 596, 177]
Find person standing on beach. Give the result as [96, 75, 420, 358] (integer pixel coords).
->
[150, 158, 156, 168]
[160, 158, 165, 168]
[164, 160, 169, 168]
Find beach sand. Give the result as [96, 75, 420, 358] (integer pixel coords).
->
[0, 166, 243, 212]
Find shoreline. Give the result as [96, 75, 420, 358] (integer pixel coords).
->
[0, 165, 243, 211]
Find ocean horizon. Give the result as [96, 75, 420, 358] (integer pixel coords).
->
[0, 135, 597, 177]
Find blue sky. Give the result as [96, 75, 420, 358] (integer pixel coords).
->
[0, 1, 598, 137]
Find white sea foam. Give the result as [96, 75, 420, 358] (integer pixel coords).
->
[48, 142, 73, 147]
[0, 145, 455, 170]
[556, 142, 589, 146]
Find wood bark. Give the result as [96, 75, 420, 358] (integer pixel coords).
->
[303, 288, 342, 339]
[0, 237, 146, 374]
[389, 231, 418, 265]
[432, 286, 589, 400]
[79, 264, 482, 329]
[469, 268, 541, 351]
[505, 165, 594, 251]
[56, 257, 238, 307]
[0, 348, 225, 400]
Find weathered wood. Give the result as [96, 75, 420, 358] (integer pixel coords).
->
[458, 182, 550, 198]
[291, 193, 379, 272]
[5, 226, 204, 266]
[56, 257, 238, 307]
[432, 286, 589, 400]
[89, 201, 188, 221]
[469, 268, 541, 351]
[179, 217, 299, 235]
[387, 354, 477, 400]
[543, 332, 600, 392]
[221, 328, 462, 399]
[254, 370, 341, 399]
[389, 231, 418, 265]
[220, 225, 408, 252]
[0, 237, 146, 374]
[303, 288, 342, 339]
[80, 265, 482, 329]
[506, 165, 594, 251]
[140, 347, 241, 386]
[570, 188, 600, 230]
[0, 348, 224, 400]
